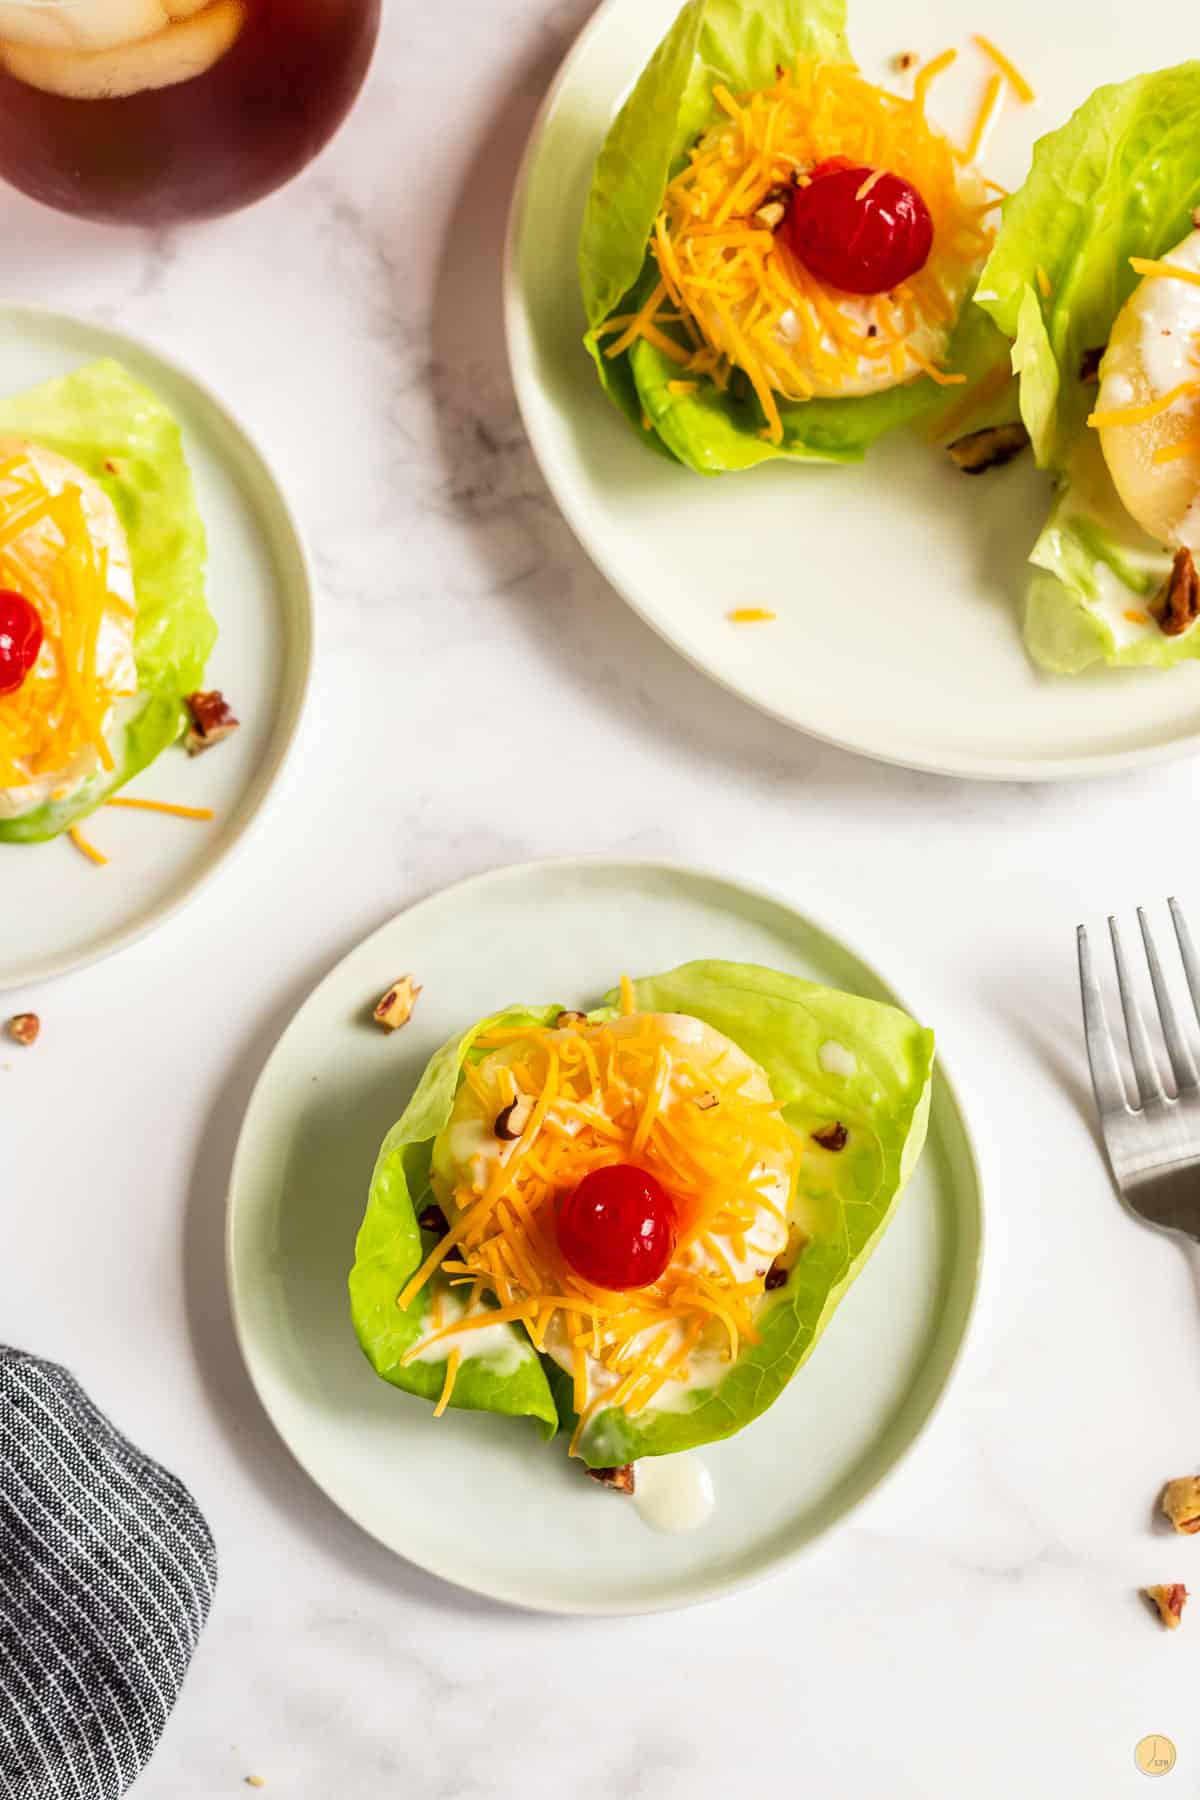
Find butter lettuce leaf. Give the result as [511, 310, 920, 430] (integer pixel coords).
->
[350, 1008, 561, 1436]
[977, 62, 1200, 468]
[0, 358, 214, 842]
[1023, 437, 1191, 672]
[579, 0, 1003, 469]
[351, 964, 933, 1468]
[975, 64, 1200, 670]
[631, 301, 1005, 473]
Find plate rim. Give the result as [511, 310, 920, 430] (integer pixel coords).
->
[225, 853, 986, 1615]
[0, 298, 314, 990]
[502, 0, 1200, 784]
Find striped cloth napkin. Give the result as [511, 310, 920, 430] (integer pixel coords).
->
[0, 1348, 217, 1799]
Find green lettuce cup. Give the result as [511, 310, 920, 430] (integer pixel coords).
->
[977, 63, 1200, 671]
[349, 962, 934, 1470]
[0, 357, 214, 841]
[578, 0, 1004, 474]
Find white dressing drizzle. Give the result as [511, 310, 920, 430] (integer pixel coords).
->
[633, 1454, 715, 1534]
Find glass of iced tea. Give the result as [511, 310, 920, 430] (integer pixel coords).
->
[0, 0, 380, 225]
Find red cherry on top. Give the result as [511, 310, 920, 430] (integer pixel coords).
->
[557, 1164, 677, 1290]
[783, 160, 934, 295]
[0, 590, 43, 697]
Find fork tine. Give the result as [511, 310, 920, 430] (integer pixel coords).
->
[1169, 897, 1200, 1036]
[1078, 925, 1130, 1116]
[1139, 907, 1198, 1092]
[1109, 916, 1166, 1107]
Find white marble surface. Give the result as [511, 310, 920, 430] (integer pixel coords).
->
[4, 2, 1200, 1793]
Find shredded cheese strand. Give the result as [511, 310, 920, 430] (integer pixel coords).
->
[106, 797, 215, 821]
[1088, 381, 1200, 430]
[971, 35, 1035, 103]
[433, 1349, 461, 1418]
[962, 73, 1005, 166]
[68, 824, 106, 866]
[1130, 257, 1200, 291]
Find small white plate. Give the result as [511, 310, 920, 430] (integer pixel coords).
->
[227, 858, 982, 1614]
[0, 303, 311, 989]
[505, 0, 1200, 780]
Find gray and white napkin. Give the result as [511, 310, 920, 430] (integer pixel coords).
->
[0, 1348, 217, 1799]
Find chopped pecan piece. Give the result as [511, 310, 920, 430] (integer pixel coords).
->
[1079, 346, 1104, 384]
[373, 975, 422, 1031]
[185, 689, 240, 755]
[587, 1464, 636, 1495]
[694, 1091, 719, 1112]
[1151, 547, 1200, 637]
[494, 1096, 534, 1141]
[1146, 1583, 1189, 1630]
[753, 184, 793, 232]
[947, 421, 1030, 475]
[1161, 1476, 1200, 1535]
[764, 1261, 789, 1290]
[417, 1204, 448, 1238]
[892, 49, 918, 71]
[6, 1013, 39, 1046]
[812, 1121, 848, 1152]
[554, 1010, 588, 1030]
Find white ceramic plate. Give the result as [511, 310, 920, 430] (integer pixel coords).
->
[227, 858, 982, 1614]
[505, 0, 1200, 780]
[0, 303, 311, 989]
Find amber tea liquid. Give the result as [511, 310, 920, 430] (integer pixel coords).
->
[0, 0, 380, 225]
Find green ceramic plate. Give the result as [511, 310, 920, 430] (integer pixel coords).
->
[227, 858, 982, 1614]
[505, 0, 1200, 779]
[0, 302, 311, 988]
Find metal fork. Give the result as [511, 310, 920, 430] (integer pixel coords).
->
[1078, 898, 1200, 1238]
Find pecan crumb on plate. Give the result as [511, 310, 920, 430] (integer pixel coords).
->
[184, 689, 240, 754]
[6, 1013, 39, 1046]
[587, 1464, 636, 1495]
[1146, 1583, 1189, 1629]
[1151, 547, 1200, 637]
[1161, 1476, 1200, 1535]
[373, 976, 422, 1032]
[947, 421, 1030, 474]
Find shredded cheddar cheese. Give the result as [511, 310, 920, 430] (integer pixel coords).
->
[1088, 380, 1200, 430]
[962, 73, 1005, 166]
[971, 35, 1035, 103]
[1035, 264, 1052, 301]
[1130, 257, 1200, 291]
[68, 823, 107, 866]
[433, 1349, 461, 1418]
[400, 1015, 800, 1445]
[105, 797, 215, 821]
[728, 607, 777, 622]
[0, 445, 136, 795]
[1154, 433, 1200, 465]
[604, 57, 996, 443]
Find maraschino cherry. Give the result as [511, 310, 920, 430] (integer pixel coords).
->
[557, 1164, 677, 1290]
[784, 159, 934, 295]
[0, 590, 42, 697]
